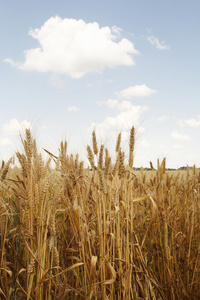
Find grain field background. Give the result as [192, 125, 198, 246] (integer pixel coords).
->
[0, 128, 200, 299]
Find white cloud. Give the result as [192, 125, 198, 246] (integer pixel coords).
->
[0, 138, 12, 146]
[180, 115, 200, 128]
[4, 58, 16, 66]
[111, 25, 122, 36]
[67, 106, 80, 112]
[158, 115, 169, 122]
[185, 119, 200, 128]
[98, 99, 136, 112]
[117, 84, 157, 99]
[88, 105, 148, 141]
[5, 16, 139, 78]
[3, 119, 31, 135]
[118, 100, 133, 111]
[171, 131, 190, 141]
[105, 99, 119, 109]
[147, 35, 170, 50]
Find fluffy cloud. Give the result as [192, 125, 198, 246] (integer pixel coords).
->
[111, 25, 122, 35]
[117, 84, 157, 99]
[147, 35, 170, 50]
[3, 119, 31, 135]
[180, 115, 200, 128]
[105, 99, 119, 109]
[5, 16, 139, 78]
[185, 119, 200, 128]
[171, 131, 190, 141]
[88, 104, 148, 141]
[97, 99, 137, 111]
[67, 106, 80, 112]
[118, 100, 133, 111]
[4, 58, 16, 66]
[101, 99, 119, 109]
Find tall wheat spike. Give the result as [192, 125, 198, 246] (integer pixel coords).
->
[87, 145, 95, 169]
[98, 144, 104, 170]
[119, 148, 125, 178]
[129, 126, 135, 168]
[92, 130, 98, 155]
[115, 132, 121, 153]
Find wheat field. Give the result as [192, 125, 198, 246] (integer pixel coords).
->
[0, 128, 200, 299]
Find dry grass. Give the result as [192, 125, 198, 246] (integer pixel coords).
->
[0, 128, 200, 299]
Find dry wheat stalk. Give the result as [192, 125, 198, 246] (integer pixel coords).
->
[79, 161, 84, 176]
[16, 152, 27, 178]
[98, 144, 104, 170]
[115, 133, 121, 153]
[104, 156, 111, 179]
[50, 215, 56, 236]
[27, 251, 38, 274]
[0, 158, 12, 181]
[54, 246, 59, 266]
[112, 154, 119, 176]
[98, 170, 107, 194]
[75, 153, 79, 170]
[87, 145, 95, 169]
[60, 140, 67, 156]
[129, 126, 135, 168]
[119, 149, 125, 178]
[92, 130, 98, 155]
[150, 161, 154, 170]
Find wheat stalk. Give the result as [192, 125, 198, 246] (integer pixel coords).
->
[92, 130, 98, 155]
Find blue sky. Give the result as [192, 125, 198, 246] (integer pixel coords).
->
[0, 0, 200, 168]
